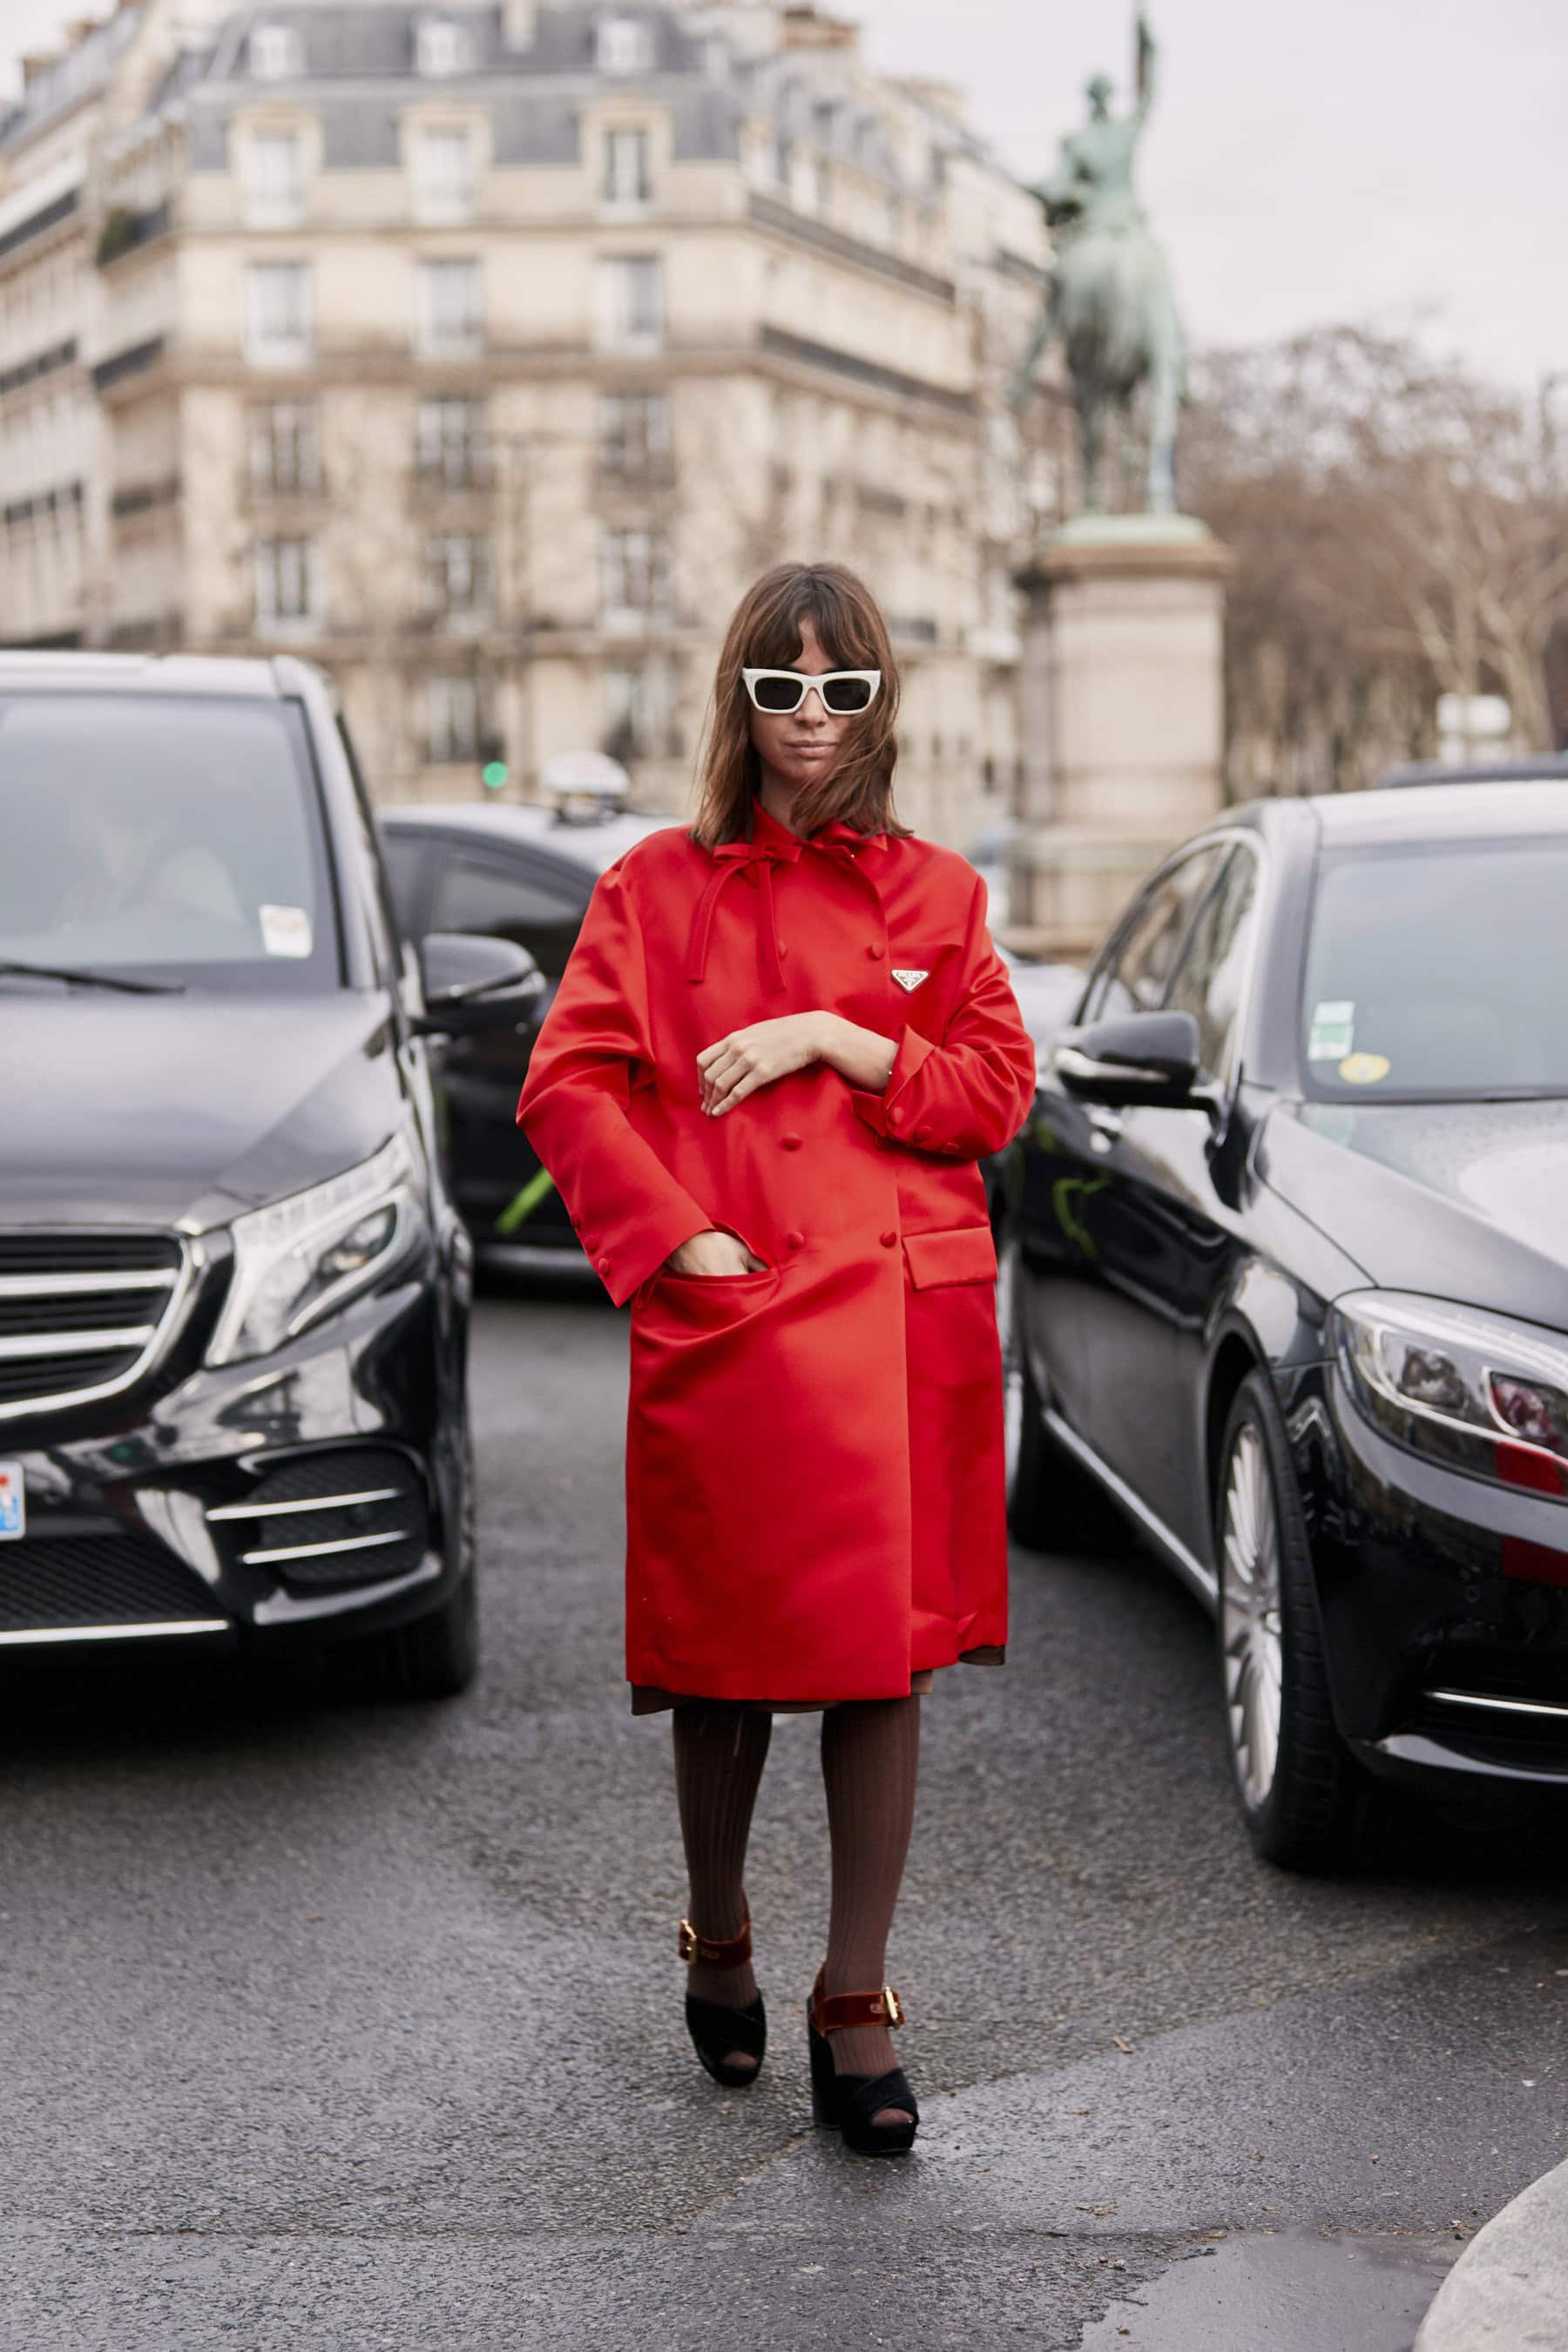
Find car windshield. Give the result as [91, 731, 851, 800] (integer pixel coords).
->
[1301, 835, 1568, 1101]
[0, 693, 338, 991]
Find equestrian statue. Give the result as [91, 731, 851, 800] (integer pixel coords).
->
[1010, 11, 1187, 517]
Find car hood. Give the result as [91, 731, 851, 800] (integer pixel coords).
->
[1259, 1096, 1568, 1332]
[2, 993, 404, 1231]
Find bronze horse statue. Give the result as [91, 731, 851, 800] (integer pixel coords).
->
[1011, 13, 1186, 517]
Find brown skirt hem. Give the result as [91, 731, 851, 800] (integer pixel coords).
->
[629, 1645, 1005, 1716]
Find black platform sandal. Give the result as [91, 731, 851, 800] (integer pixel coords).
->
[807, 1967, 919, 2156]
[680, 1911, 767, 2088]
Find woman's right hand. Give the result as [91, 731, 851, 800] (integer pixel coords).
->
[664, 1229, 767, 1277]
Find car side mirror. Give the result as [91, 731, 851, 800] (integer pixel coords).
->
[415, 932, 545, 1037]
[1052, 1009, 1213, 1114]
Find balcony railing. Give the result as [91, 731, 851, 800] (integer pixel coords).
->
[95, 201, 172, 269]
[90, 335, 166, 394]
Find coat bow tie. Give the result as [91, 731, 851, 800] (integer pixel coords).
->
[684, 820, 877, 995]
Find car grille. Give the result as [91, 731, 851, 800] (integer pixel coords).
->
[0, 1231, 186, 1420]
[206, 1446, 430, 1592]
[0, 1531, 226, 1643]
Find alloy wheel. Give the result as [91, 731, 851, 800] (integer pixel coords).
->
[1220, 1418, 1285, 1812]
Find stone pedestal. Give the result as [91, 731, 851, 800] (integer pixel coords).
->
[1010, 517, 1232, 958]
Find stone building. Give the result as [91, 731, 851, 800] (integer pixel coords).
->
[0, 0, 1047, 844]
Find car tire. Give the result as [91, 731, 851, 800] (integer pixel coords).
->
[1215, 1370, 1360, 1871]
[338, 1432, 479, 1704]
[997, 1227, 1121, 1555]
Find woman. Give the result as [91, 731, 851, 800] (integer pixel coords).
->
[517, 563, 1035, 2157]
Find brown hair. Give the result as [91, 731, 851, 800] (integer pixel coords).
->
[689, 563, 909, 848]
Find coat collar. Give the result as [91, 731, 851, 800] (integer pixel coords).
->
[746, 793, 888, 857]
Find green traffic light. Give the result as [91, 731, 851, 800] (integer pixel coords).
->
[481, 760, 510, 792]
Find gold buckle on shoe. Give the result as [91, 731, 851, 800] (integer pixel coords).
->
[882, 1984, 904, 2026]
[678, 1917, 698, 1964]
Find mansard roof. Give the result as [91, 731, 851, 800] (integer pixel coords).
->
[172, 4, 906, 186]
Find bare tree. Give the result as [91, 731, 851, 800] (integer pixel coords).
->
[1182, 327, 1568, 792]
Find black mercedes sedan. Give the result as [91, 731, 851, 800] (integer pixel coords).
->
[997, 779, 1568, 1867]
[0, 652, 539, 1694]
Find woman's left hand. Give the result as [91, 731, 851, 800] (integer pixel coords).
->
[698, 1013, 828, 1115]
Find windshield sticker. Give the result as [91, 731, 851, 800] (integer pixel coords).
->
[1308, 998, 1355, 1059]
[1339, 1051, 1390, 1085]
[260, 903, 312, 959]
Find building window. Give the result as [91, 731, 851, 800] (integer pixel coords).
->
[241, 131, 306, 229]
[253, 536, 320, 629]
[604, 659, 674, 760]
[424, 531, 490, 619]
[599, 389, 670, 477]
[597, 16, 654, 73]
[417, 395, 487, 488]
[601, 526, 670, 628]
[249, 24, 303, 79]
[250, 401, 320, 495]
[246, 261, 313, 364]
[594, 254, 662, 354]
[412, 127, 476, 226]
[427, 674, 488, 761]
[417, 258, 482, 356]
[603, 126, 652, 207]
[416, 16, 473, 77]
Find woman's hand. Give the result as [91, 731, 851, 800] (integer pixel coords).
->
[697, 1012, 829, 1115]
[664, 1229, 767, 1276]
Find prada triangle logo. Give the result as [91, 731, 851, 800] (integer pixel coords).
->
[892, 969, 929, 992]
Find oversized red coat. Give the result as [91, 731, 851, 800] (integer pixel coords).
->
[515, 794, 1037, 1705]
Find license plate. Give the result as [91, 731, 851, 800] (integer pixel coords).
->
[0, 1462, 22, 1541]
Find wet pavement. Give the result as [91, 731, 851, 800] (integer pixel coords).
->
[0, 1279, 1564, 2349]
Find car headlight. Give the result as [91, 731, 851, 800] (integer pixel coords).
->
[1330, 1289, 1568, 1502]
[206, 1134, 421, 1366]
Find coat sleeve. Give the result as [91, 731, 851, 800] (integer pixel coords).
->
[516, 860, 712, 1307]
[848, 874, 1037, 1160]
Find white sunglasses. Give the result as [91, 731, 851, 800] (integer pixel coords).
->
[742, 667, 882, 716]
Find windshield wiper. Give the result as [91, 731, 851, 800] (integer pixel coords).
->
[0, 958, 186, 997]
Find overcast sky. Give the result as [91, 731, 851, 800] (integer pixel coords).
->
[5, 0, 1565, 384]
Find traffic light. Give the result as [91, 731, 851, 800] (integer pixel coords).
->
[479, 733, 509, 794]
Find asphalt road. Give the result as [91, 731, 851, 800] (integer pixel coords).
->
[1, 1280, 1565, 2351]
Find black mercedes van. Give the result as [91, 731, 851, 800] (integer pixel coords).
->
[0, 652, 539, 1697]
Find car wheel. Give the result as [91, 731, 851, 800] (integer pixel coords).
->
[1215, 1370, 1359, 1870]
[997, 1227, 1120, 1555]
[339, 1430, 478, 1703]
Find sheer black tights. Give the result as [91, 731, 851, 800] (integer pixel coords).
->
[672, 1693, 921, 2111]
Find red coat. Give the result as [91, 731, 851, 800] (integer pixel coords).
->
[515, 794, 1037, 1703]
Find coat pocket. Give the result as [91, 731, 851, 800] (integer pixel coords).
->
[636, 1259, 781, 1329]
[902, 1224, 997, 1290]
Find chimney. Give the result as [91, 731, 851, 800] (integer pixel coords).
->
[502, 0, 539, 47]
[781, 6, 859, 54]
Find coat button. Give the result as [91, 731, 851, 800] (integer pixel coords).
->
[596, 1254, 611, 1274]
[867, 944, 884, 961]
[786, 1230, 805, 1251]
[914, 1123, 931, 1141]
[880, 1230, 897, 1248]
[781, 1132, 802, 1151]
[888, 1106, 903, 1127]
